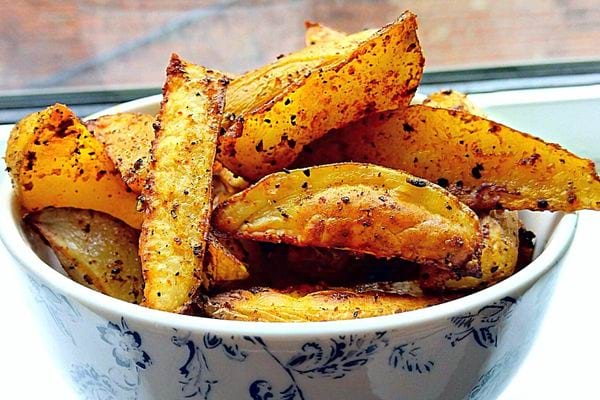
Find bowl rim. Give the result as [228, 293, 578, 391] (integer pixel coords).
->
[0, 95, 579, 338]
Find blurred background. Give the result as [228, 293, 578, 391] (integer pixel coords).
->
[1, 0, 599, 121]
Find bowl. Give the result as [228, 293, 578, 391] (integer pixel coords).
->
[0, 96, 578, 400]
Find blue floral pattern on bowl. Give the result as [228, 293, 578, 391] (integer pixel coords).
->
[446, 296, 517, 348]
[28, 275, 80, 345]
[71, 317, 152, 400]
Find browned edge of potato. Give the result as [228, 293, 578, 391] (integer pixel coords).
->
[219, 11, 424, 180]
[296, 105, 600, 211]
[139, 54, 228, 312]
[4, 104, 143, 228]
[27, 207, 143, 303]
[213, 163, 482, 273]
[204, 282, 448, 322]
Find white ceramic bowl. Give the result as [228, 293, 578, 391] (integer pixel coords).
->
[0, 97, 578, 400]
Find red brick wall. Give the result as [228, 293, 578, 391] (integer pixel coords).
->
[1, 0, 598, 91]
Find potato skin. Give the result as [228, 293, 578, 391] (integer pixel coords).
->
[214, 163, 481, 272]
[86, 112, 155, 194]
[27, 208, 143, 303]
[139, 54, 227, 312]
[204, 284, 446, 322]
[5, 104, 143, 228]
[219, 11, 424, 180]
[296, 105, 600, 211]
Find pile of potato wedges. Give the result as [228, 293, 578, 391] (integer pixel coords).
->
[6, 11, 600, 321]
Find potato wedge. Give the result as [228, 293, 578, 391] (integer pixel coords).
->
[139, 54, 227, 312]
[204, 283, 445, 322]
[206, 233, 250, 283]
[213, 163, 481, 271]
[224, 26, 377, 125]
[304, 21, 348, 45]
[4, 104, 143, 228]
[296, 105, 600, 211]
[219, 11, 424, 180]
[85, 112, 155, 194]
[85, 114, 249, 202]
[420, 210, 520, 291]
[27, 208, 143, 303]
[304, 21, 378, 47]
[422, 89, 487, 117]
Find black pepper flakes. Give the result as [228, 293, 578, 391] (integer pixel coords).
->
[255, 140, 264, 152]
[302, 168, 311, 177]
[341, 196, 350, 204]
[301, 181, 308, 189]
[537, 199, 549, 209]
[402, 122, 414, 132]
[471, 163, 484, 179]
[192, 244, 204, 257]
[406, 177, 427, 187]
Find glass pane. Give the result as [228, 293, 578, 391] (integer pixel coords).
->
[2, 0, 599, 92]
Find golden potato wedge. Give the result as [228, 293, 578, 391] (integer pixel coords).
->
[224, 26, 377, 124]
[422, 89, 487, 117]
[420, 210, 520, 291]
[304, 21, 348, 45]
[86, 114, 248, 202]
[139, 54, 227, 312]
[27, 208, 143, 303]
[219, 12, 424, 180]
[296, 105, 600, 211]
[85, 112, 155, 194]
[213, 163, 481, 271]
[206, 233, 249, 283]
[203, 283, 445, 322]
[304, 21, 378, 47]
[4, 104, 143, 228]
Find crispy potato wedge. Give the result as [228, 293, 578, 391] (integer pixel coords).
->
[27, 208, 143, 303]
[206, 233, 250, 282]
[304, 21, 348, 45]
[213, 163, 481, 271]
[4, 104, 143, 228]
[86, 114, 248, 201]
[139, 54, 227, 312]
[420, 210, 520, 291]
[422, 89, 486, 117]
[296, 105, 600, 211]
[304, 21, 378, 47]
[224, 27, 376, 125]
[219, 12, 424, 180]
[85, 112, 155, 194]
[204, 283, 445, 322]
